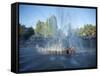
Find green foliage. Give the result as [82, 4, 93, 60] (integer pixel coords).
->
[19, 24, 26, 36]
[19, 24, 34, 40]
[35, 15, 57, 37]
[78, 24, 96, 37]
[24, 27, 35, 39]
[46, 18, 55, 37]
[35, 20, 44, 36]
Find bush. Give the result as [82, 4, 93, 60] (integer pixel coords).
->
[19, 24, 35, 40]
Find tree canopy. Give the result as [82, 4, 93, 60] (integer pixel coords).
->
[35, 15, 58, 37]
[78, 24, 96, 37]
[19, 24, 35, 40]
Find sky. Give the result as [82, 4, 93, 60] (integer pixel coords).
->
[19, 4, 96, 29]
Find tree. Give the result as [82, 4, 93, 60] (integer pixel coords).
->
[19, 24, 26, 36]
[35, 20, 45, 36]
[19, 24, 35, 40]
[35, 15, 58, 37]
[24, 27, 35, 40]
[78, 24, 96, 37]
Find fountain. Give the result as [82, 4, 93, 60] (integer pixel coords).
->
[35, 8, 90, 55]
[35, 8, 77, 55]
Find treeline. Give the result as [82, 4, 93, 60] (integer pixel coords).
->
[77, 24, 96, 38]
[19, 24, 35, 40]
[35, 15, 58, 37]
[19, 15, 58, 40]
[19, 15, 96, 40]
